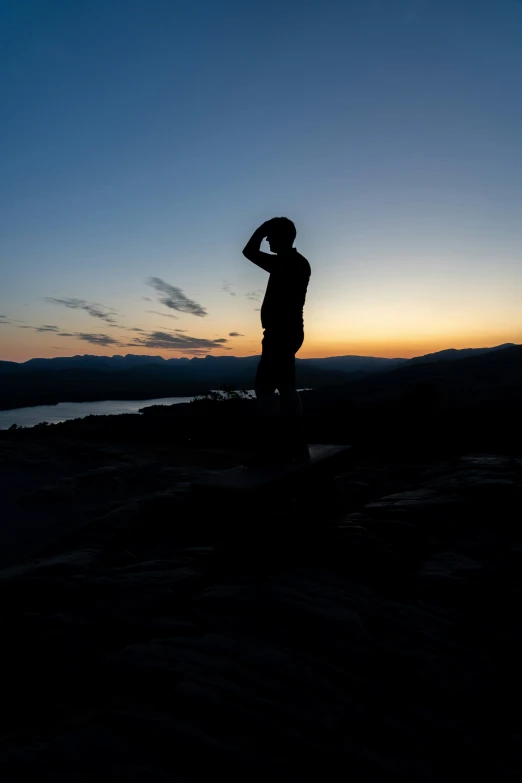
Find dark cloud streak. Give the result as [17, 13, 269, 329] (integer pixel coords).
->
[146, 310, 179, 320]
[45, 297, 119, 325]
[74, 333, 123, 346]
[222, 281, 236, 296]
[18, 324, 60, 333]
[56, 331, 124, 346]
[146, 277, 207, 317]
[128, 330, 228, 354]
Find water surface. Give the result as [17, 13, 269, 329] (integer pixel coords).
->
[0, 396, 195, 430]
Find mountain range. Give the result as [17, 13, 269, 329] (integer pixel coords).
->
[0, 342, 514, 374]
[306, 342, 522, 407]
[0, 352, 402, 373]
[0, 342, 516, 410]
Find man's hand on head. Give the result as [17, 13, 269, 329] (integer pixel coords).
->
[259, 218, 280, 236]
[243, 220, 279, 271]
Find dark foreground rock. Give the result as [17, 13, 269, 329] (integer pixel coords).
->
[0, 450, 521, 781]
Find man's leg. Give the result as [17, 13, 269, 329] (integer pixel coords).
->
[255, 371, 279, 418]
[278, 387, 309, 461]
[254, 335, 278, 413]
[278, 383, 302, 416]
[247, 337, 283, 467]
[277, 335, 309, 461]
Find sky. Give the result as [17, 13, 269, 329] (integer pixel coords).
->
[1, 0, 522, 362]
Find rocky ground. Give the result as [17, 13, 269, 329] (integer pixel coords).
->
[0, 428, 521, 781]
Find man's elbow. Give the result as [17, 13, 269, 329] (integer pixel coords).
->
[242, 246, 252, 260]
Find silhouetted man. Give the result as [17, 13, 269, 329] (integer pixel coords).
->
[243, 217, 311, 466]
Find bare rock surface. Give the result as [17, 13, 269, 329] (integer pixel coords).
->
[0, 444, 520, 781]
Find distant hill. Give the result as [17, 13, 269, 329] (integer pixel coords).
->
[409, 343, 515, 365]
[295, 342, 522, 454]
[11, 353, 260, 376]
[20, 354, 173, 371]
[0, 342, 517, 410]
[0, 353, 403, 409]
[1, 352, 400, 374]
[0, 361, 19, 374]
[298, 355, 406, 373]
[1, 342, 512, 374]
[0, 362, 350, 411]
[307, 343, 522, 408]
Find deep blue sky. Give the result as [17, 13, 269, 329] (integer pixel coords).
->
[2, 0, 522, 360]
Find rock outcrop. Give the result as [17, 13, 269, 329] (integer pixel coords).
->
[0, 448, 520, 781]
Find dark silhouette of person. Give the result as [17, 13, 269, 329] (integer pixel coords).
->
[243, 217, 311, 466]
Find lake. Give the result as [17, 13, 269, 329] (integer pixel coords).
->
[0, 396, 196, 430]
[0, 389, 310, 430]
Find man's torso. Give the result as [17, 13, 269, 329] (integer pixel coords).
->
[260, 249, 311, 333]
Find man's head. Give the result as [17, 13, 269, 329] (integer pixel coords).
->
[266, 217, 296, 254]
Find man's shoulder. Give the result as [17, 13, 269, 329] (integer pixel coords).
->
[294, 250, 311, 276]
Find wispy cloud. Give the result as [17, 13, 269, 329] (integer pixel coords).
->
[245, 289, 263, 302]
[146, 277, 207, 317]
[38, 324, 59, 332]
[142, 296, 152, 302]
[228, 331, 244, 337]
[0, 315, 25, 325]
[57, 332, 124, 347]
[45, 297, 119, 325]
[18, 324, 59, 333]
[222, 281, 236, 296]
[146, 309, 179, 320]
[128, 330, 227, 354]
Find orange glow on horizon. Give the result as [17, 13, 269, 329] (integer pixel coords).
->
[2, 329, 520, 363]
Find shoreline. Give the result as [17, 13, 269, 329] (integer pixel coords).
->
[0, 394, 193, 413]
[0, 395, 197, 430]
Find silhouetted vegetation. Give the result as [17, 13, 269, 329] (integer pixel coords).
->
[2, 345, 520, 458]
[0, 344, 514, 411]
[0, 362, 347, 410]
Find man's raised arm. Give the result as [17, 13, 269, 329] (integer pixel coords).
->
[242, 221, 274, 273]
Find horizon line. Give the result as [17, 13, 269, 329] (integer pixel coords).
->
[2, 341, 517, 365]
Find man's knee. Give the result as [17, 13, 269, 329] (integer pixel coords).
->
[278, 384, 302, 415]
[255, 374, 275, 398]
[256, 389, 279, 416]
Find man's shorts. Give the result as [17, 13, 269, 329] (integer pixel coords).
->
[255, 329, 304, 392]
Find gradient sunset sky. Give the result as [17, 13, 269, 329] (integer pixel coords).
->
[2, 0, 522, 362]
